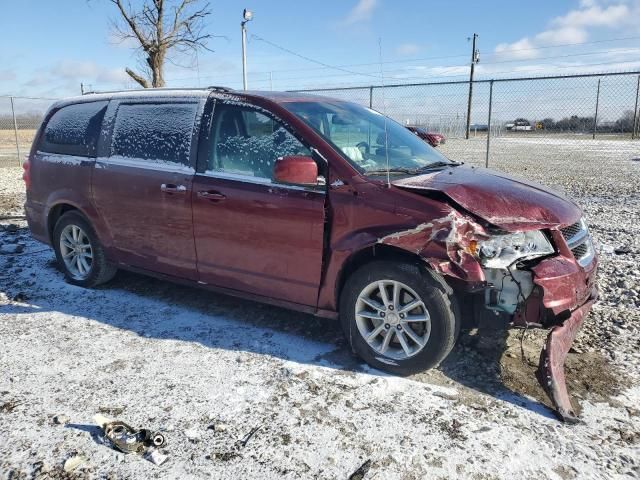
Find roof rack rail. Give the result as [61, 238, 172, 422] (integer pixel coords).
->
[207, 86, 233, 92]
[79, 86, 229, 96]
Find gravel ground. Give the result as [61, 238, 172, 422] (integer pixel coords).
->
[1, 137, 639, 479]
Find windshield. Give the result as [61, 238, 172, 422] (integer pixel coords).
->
[282, 100, 453, 175]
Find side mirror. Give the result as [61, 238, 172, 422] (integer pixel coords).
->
[274, 155, 319, 186]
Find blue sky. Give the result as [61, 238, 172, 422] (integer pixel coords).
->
[1, 0, 639, 97]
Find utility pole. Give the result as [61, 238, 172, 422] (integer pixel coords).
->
[241, 9, 253, 90]
[465, 33, 479, 140]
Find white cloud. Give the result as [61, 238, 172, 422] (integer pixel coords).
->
[493, 1, 634, 59]
[49, 60, 129, 84]
[342, 0, 377, 25]
[551, 4, 629, 28]
[396, 43, 421, 56]
[534, 26, 588, 45]
[494, 38, 539, 60]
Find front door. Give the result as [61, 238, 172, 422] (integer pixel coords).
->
[192, 101, 326, 307]
[92, 99, 202, 280]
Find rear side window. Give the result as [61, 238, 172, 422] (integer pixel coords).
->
[40, 101, 108, 157]
[110, 102, 198, 166]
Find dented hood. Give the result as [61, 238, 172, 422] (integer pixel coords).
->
[393, 166, 580, 231]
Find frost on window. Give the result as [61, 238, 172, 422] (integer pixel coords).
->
[209, 107, 309, 179]
[42, 101, 107, 156]
[111, 103, 198, 165]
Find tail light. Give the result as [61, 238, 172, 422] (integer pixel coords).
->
[22, 159, 31, 190]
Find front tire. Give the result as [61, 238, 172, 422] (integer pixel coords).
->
[340, 260, 458, 375]
[53, 211, 117, 288]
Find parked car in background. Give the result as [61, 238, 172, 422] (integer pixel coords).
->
[405, 125, 446, 147]
[506, 119, 533, 131]
[24, 87, 597, 422]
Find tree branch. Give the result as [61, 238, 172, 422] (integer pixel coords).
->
[125, 68, 150, 88]
[110, 0, 150, 48]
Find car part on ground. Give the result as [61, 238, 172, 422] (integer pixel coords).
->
[96, 414, 166, 455]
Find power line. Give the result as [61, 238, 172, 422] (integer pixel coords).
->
[165, 47, 640, 87]
[164, 35, 640, 83]
[249, 33, 381, 80]
[272, 62, 640, 90]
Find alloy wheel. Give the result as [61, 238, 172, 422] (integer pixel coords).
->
[355, 280, 431, 361]
[59, 224, 93, 280]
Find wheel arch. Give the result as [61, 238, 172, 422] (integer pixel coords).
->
[47, 203, 82, 244]
[335, 243, 445, 307]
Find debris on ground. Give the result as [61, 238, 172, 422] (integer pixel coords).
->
[11, 292, 27, 302]
[97, 406, 125, 416]
[185, 427, 202, 443]
[0, 400, 22, 413]
[235, 426, 261, 449]
[63, 454, 87, 472]
[52, 414, 70, 425]
[94, 414, 167, 464]
[348, 459, 372, 480]
[0, 243, 24, 254]
[144, 449, 169, 466]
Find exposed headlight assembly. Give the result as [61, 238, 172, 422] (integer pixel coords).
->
[477, 230, 554, 268]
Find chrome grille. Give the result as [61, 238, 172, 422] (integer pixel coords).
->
[571, 243, 588, 259]
[560, 218, 594, 267]
[560, 222, 582, 240]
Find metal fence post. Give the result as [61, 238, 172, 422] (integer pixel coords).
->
[592, 78, 601, 140]
[632, 75, 640, 140]
[10, 96, 21, 166]
[485, 80, 494, 168]
[369, 86, 374, 109]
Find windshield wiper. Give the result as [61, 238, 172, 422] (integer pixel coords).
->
[417, 161, 461, 171]
[365, 167, 418, 175]
[366, 162, 462, 176]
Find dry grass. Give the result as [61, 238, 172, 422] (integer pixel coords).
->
[0, 128, 37, 147]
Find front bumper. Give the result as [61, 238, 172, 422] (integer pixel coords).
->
[524, 251, 598, 422]
[499, 250, 598, 422]
[536, 290, 597, 422]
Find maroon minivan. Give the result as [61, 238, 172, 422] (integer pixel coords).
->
[24, 87, 597, 422]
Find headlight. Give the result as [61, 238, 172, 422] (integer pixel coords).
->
[477, 230, 554, 268]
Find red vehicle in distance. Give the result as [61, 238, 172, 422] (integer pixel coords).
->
[24, 87, 597, 422]
[406, 125, 446, 147]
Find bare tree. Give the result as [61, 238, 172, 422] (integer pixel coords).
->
[108, 0, 212, 88]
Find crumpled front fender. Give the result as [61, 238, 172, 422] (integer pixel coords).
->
[377, 211, 488, 282]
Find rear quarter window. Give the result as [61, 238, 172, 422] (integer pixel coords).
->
[40, 101, 108, 157]
[110, 102, 198, 166]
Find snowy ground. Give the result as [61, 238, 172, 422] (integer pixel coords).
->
[1, 137, 640, 479]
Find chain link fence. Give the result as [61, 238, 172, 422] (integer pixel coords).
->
[2, 71, 640, 171]
[292, 71, 640, 170]
[0, 96, 56, 168]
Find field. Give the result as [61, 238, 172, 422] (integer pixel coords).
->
[0, 129, 37, 167]
[0, 137, 639, 479]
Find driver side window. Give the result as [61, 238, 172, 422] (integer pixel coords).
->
[208, 104, 311, 181]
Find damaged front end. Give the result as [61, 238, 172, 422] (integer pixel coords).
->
[380, 208, 598, 422]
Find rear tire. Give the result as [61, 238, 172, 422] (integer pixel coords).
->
[340, 260, 458, 375]
[53, 211, 117, 288]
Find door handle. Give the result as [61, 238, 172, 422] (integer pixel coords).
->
[197, 190, 226, 202]
[160, 183, 187, 194]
